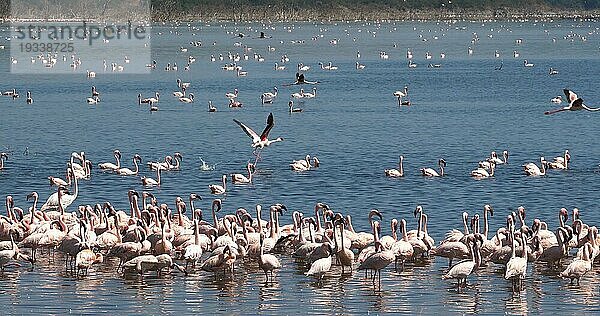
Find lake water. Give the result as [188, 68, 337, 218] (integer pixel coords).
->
[1, 19, 600, 314]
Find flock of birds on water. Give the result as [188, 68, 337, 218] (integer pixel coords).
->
[0, 139, 595, 293]
[1, 21, 600, 300]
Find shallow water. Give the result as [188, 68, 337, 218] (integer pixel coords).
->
[1, 20, 600, 314]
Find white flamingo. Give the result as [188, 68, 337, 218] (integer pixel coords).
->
[98, 150, 121, 172]
[209, 175, 227, 194]
[141, 166, 162, 186]
[471, 161, 495, 178]
[421, 159, 446, 177]
[385, 155, 404, 177]
[523, 157, 547, 176]
[231, 163, 253, 184]
[179, 93, 194, 103]
[117, 154, 142, 176]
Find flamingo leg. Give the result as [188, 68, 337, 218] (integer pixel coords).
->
[544, 108, 567, 115]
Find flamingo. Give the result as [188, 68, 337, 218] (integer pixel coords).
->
[231, 163, 253, 184]
[208, 101, 217, 112]
[290, 155, 311, 171]
[547, 150, 570, 170]
[291, 89, 304, 99]
[141, 166, 162, 186]
[117, 154, 142, 176]
[98, 150, 122, 172]
[233, 113, 283, 149]
[209, 175, 227, 194]
[225, 89, 239, 99]
[288, 101, 303, 113]
[333, 215, 354, 274]
[40, 166, 78, 211]
[183, 219, 203, 270]
[523, 157, 547, 176]
[298, 63, 310, 71]
[302, 88, 317, 99]
[179, 93, 194, 103]
[139, 92, 159, 105]
[505, 225, 528, 292]
[560, 243, 592, 285]
[384, 155, 404, 177]
[545, 89, 600, 115]
[262, 87, 278, 99]
[484, 151, 509, 166]
[393, 87, 409, 98]
[228, 99, 243, 107]
[551, 96, 562, 104]
[259, 234, 281, 282]
[0, 153, 8, 170]
[421, 159, 446, 177]
[442, 235, 480, 291]
[26, 91, 33, 104]
[177, 78, 190, 89]
[358, 221, 395, 290]
[48, 167, 71, 187]
[87, 96, 100, 104]
[471, 161, 495, 178]
[391, 219, 414, 271]
[305, 246, 332, 280]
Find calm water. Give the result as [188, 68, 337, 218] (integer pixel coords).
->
[1, 20, 600, 314]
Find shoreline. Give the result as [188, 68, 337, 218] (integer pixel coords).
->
[2, 7, 600, 23]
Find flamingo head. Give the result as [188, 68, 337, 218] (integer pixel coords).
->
[559, 208, 569, 222]
[439, 159, 447, 167]
[26, 192, 38, 201]
[413, 205, 423, 218]
[484, 204, 494, 216]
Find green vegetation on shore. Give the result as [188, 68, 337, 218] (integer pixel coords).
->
[1, 0, 600, 21]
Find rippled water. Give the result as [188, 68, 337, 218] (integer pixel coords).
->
[1, 20, 600, 314]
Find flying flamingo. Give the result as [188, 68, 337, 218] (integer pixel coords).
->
[545, 89, 600, 115]
[233, 113, 284, 149]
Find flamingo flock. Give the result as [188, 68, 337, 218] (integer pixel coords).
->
[4, 21, 600, 315]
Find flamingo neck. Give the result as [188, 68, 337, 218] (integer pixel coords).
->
[315, 206, 322, 232]
[399, 158, 404, 176]
[212, 204, 219, 230]
[483, 210, 489, 239]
